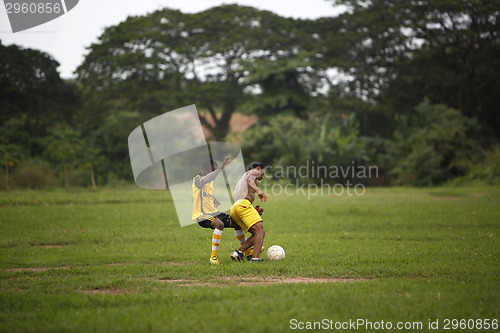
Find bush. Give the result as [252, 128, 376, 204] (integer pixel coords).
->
[12, 159, 59, 189]
[241, 113, 370, 184]
[448, 146, 500, 185]
[105, 172, 130, 188]
[387, 99, 484, 186]
[67, 166, 93, 188]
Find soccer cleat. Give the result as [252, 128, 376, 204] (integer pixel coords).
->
[245, 246, 265, 261]
[230, 250, 244, 262]
[244, 248, 253, 260]
[210, 256, 219, 265]
[250, 258, 264, 263]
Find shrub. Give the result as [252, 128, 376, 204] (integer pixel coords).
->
[387, 99, 484, 186]
[241, 113, 370, 184]
[12, 159, 59, 189]
[449, 146, 500, 185]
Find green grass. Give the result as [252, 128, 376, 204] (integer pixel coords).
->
[0, 186, 499, 332]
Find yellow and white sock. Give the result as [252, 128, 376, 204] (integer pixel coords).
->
[235, 229, 253, 256]
[235, 229, 246, 246]
[211, 228, 223, 258]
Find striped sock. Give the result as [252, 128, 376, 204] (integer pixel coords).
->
[236, 229, 252, 256]
[235, 229, 246, 245]
[211, 228, 223, 258]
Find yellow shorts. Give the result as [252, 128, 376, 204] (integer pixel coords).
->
[230, 199, 262, 232]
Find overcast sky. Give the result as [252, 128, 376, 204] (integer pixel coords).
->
[0, 0, 345, 79]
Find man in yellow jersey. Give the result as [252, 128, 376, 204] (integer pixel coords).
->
[230, 161, 267, 263]
[192, 156, 254, 264]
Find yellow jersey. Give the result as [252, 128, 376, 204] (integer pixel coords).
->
[192, 174, 218, 221]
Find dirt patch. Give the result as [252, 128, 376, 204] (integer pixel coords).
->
[158, 276, 367, 287]
[158, 279, 226, 287]
[31, 244, 72, 248]
[201, 112, 258, 141]
[236, 276, 364, 286]
[436, 196, 461, 200]
[229, 113, 258, 132]
[4, 266, 70, 272]
[159, 279, 187, 283]
[79, 289, 135, 295]
[179, 282, 221, 287]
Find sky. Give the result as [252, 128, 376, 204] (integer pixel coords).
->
[0, 0, 346, 79]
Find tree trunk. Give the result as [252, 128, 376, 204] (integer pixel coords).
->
[4, 162, 9, 191]
[90, 164, 97, 189]
[64, 160, 70, 190]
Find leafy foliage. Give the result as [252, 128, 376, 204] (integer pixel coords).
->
[0, 42, 80, 155]
[387, 99, 483, 186]
[1, 3, 499, 188]
[10, 159, 58, 189]
[325, 0, 500, 137]
[76, 5, 321, 140]
[242, 113, 369, 183]
[44, 124, 82, 189]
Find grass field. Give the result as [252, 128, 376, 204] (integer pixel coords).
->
[0, 186, 499, 332]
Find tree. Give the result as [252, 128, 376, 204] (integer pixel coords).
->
[45, 124, 82, 189]
[242, 112, 369, 184]
[0, 41, 80, 155]
[80, 135, 102, 189]
[325, 0, 500, 138]
[76, 5, 322, 140]
[239, 55, 313, 120]
[93, 111, 142, 181]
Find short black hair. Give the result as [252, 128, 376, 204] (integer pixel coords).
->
[248, 161, 265, 170]
[202, 159, 217, 171]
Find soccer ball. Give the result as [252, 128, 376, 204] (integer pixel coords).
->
[266, 245, 285, 260]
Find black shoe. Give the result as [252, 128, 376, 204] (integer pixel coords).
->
[231, 250, 244, 262]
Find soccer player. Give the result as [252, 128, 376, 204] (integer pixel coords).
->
[192, 156, 252, 264]
[230, 161, 267, 263]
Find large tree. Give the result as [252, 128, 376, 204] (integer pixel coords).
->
[0, 41, 80, 155]
[325, 0, 500, 138]
[76, 5, 322, 140]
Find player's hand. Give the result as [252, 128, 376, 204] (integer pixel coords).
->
[257, 192, 267, 202]
[220, 156, 232, 169]
[255, 205, 264, 215]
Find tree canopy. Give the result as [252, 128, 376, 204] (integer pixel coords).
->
[0, 41, 79, 155]
[325, 0, 500, 136]
[1, 2, 499, 189]
[76, 5, 324, 139]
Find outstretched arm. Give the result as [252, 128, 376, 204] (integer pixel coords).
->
[199, 156, 232, 187]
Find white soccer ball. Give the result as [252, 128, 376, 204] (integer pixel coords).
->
[266, 245, 285, 261]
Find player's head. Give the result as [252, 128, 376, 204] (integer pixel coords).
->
[201, 159, 218, 175]
[249, 161, 265, 170]
[249, 161, 265, 180]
